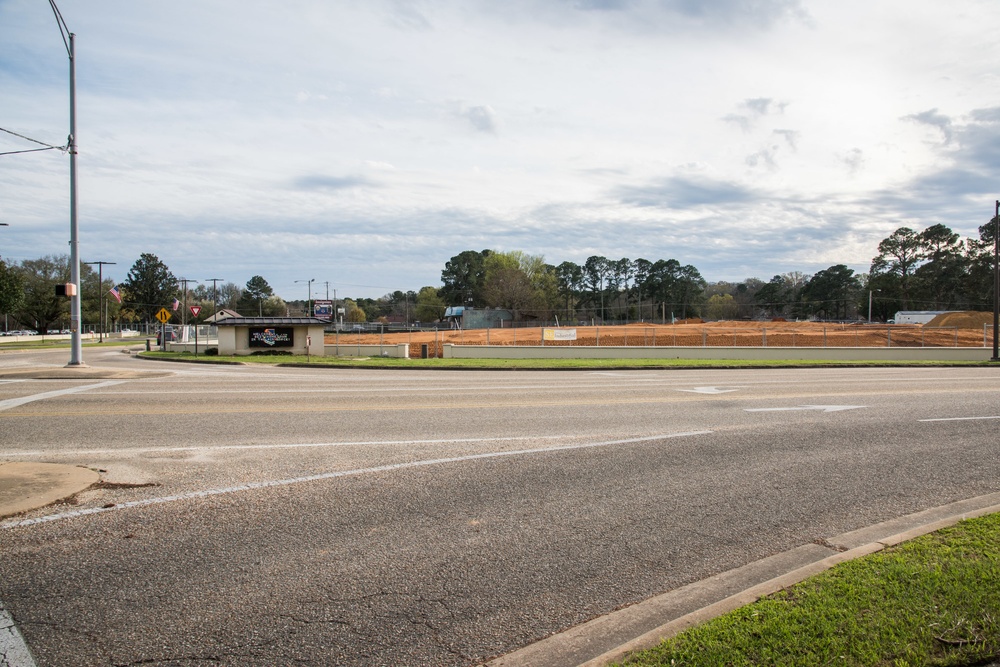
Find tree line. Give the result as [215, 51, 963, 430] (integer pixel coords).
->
[1, 215, 996, 331]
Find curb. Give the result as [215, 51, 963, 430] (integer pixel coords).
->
[485, 491, 1000, 667]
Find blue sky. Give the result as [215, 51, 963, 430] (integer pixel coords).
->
[2, 0, 999, 300]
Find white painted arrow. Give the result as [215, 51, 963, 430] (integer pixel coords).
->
[744, 405, 865, 413]
[677, 386, 742, 394]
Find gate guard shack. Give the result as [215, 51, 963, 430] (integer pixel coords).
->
[215, 317, 327, 356]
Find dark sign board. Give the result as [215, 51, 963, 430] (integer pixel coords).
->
[249, 327, 295, 348]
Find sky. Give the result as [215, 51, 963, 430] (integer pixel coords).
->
[2, 0, 999, 301]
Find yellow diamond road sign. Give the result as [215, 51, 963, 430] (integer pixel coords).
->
[155, 308, 171, 324]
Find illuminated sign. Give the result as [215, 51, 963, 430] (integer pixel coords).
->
[249, 327, 294, 348]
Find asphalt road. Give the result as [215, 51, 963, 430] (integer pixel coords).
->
[2, 348, 999, 666]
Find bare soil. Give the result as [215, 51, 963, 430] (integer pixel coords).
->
[326, 316, 995, 358]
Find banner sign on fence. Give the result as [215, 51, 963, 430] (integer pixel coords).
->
[249, 327, 294, 348]
[543, 328, 577, 341]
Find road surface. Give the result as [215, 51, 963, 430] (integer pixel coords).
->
[2, 348, 999, 665]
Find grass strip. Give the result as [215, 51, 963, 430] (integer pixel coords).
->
[621, 513, 1000, 667]
[136, 351, 994, 370]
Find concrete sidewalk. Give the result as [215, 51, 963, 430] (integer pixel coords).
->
[0, 462, 99, 519]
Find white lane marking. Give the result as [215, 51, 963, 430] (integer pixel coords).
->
[1, 431, 711, 529]
[0, 381, 126, 412]
[0, 602, 37, 667]
[744, 405, 865, 413]
[919, 415, 1000, 422]
[676, 387, 742, 394]
[1, 435, 572, 458]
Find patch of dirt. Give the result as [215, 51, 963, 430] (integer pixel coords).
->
[326, 319, 992, 357]
[926, 311, 995, 329]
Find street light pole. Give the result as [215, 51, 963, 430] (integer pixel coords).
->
[48, 1, 83, 366]
[205, 278, 223, 320]
[992, 200, 999, 361]
[84, 261, 115, 342]
[295, 279, 315, 317]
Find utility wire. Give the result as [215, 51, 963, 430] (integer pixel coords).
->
[0, 146, 61, 156]
[0, 127, 67, 156]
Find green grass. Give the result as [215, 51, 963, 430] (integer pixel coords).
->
[621, 513, 1000, 667]
[135, 351, 995, 370]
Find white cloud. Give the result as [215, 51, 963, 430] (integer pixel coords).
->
[1, 0, 998, 296]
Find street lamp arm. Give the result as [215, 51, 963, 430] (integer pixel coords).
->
[47, 0, 72, 56]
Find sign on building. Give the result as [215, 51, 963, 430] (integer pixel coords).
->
[249, 327, 294, 348]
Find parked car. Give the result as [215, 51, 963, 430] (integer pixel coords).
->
[156, 326, 177, 344]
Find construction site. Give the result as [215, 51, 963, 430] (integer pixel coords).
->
[326, 311, 998, 359]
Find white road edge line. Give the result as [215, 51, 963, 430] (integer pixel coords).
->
[2, 435, 573, 458]
[0, 602, 37, 667]
[1, 431, 712, 530]
[919, 415, 1000, 422]
[0, 381, 126, 412]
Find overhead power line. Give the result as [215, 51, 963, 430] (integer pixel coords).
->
[0, 126, 67, 156]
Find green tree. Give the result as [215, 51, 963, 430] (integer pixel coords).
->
[913, 223, 967, 309]
[966, 214, 1000, 309]
[555, 261, 583, 319]
[260, 295, 287, 317]
[481, 251, 556, 319]
[14, 255, 72, 333]
[217, 282, 243, 312]
[705, 293, 738, 321]
[440, 249, 491, 307]
[414, 286, 445, 322]
[124, 253, 178, 324]
[582, 255, 611, 320]
[801, 264, 861, 319]
[0, 256, 25, 319]
[869, 227, 923, 310]
[238, 276, 274, 316]
[342, 299, 367, 323]
[754, 275, 792, 318]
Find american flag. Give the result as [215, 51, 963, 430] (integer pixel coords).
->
[109, 285, 122, 303]
[172, 298, 180, 311]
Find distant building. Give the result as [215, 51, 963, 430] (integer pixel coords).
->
[444, 307, 513, 329]
[205, 309, 241, 323]
[892, 311, 950, 325]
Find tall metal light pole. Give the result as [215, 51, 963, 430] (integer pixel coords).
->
[992, 200, 999, 362]
[206, 278, 223, 320]
[295, 279, 315, 317]
[177, 278, 195, 327]
[84, 260, 115, 342]
[48, 0, 83, 366]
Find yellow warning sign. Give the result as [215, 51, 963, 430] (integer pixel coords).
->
[155, 308, 172, 324]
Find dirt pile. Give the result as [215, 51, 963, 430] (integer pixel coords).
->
[926, 311, 994, 328]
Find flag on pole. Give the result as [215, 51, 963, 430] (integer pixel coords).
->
[109, 284, 122, 303]
[172, 298, 180, 311]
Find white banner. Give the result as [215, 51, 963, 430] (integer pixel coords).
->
[543, 328, 577, 341]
